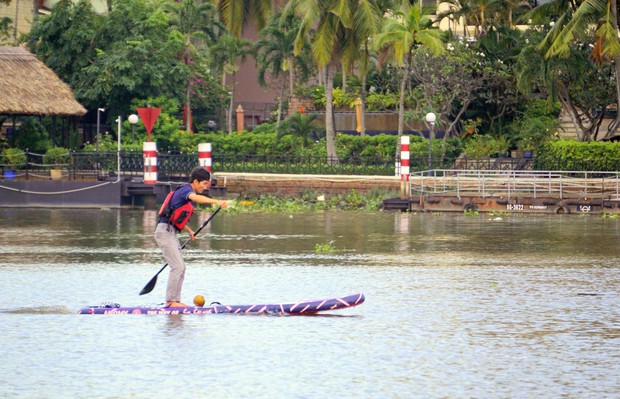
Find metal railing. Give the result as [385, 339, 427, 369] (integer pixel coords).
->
[1, 151, 401, 180]
[410, 169, 620, 199]
[216, 154, 396, 175]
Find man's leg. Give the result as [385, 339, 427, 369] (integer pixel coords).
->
[154, 223, 187, 305]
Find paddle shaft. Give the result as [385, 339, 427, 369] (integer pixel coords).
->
[139, 206, 222, 295]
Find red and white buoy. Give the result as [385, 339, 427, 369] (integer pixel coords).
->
[198, 143, 212, 173]
[143, 141, 157, 184]
[400, 136, 410, 199]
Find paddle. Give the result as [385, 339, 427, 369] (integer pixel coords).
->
[139, 206, 222, 296]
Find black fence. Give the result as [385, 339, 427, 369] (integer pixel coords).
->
[1, 151, 541, 181]
[1, 151, 402, 180]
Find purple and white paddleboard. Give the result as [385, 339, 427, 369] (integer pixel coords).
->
[78, 293, 365, 315]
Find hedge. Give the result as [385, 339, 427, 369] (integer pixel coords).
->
[535, 140, 620, 171]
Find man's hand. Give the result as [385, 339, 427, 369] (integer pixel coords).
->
[184, 226, 196, 240]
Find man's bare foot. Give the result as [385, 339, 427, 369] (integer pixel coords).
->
[165, 301, 189, 308]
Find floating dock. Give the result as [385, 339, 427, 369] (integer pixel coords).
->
[384, 169, 620, 215]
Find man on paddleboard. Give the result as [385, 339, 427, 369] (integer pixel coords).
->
[155, 166, 227, 307]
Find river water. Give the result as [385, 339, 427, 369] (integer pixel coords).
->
[0, 208, 618, 398]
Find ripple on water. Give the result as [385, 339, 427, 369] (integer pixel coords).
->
[0, 210, 619, 398]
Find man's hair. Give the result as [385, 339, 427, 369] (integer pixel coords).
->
[189, 166, 211, 183]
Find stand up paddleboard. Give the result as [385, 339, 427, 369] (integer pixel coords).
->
[78, 293, 365, 315]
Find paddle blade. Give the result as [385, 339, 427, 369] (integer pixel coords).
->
[139, 275, 158, 295]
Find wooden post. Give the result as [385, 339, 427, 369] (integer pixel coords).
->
[355, 98, 362, 133]
[143, 141, 157, 184]
[198, 143, 212, 173]
[236, 105, 244, 132]
[400, 136, 410, 199]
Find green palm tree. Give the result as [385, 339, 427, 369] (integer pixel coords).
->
[212, 0, 273, 38]
[516, 30, 615, 142]
[437, 0, 473, 38]
[497, 0, 531, 28]
[439, 0, 503, 38]
[254, 13, 313, 123]
[210, 35, 254, 134]
[344, 3, 383, 137]
[166, 0, 221, 132]
[375, 0, 445, 152]
[279, 112, 321, 148]
[282, 0, 380, 164]
[351, 40, 377, 136]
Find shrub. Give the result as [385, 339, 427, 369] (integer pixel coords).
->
[1, 148, 27, 168]
[365, 93, 398, 111]
[506, 99, 562, 151]
[43, 147, 71, 165]
[535, 140, 620, 171]
[463, 134, 510, 158]
[278, 112, 323, 148]
[11, 117, 51, 152]
[336, 134, 397, 161]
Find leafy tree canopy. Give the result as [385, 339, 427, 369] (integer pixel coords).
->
[26, 0, 227, 132]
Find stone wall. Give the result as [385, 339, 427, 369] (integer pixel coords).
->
[215, 173, 401, 198]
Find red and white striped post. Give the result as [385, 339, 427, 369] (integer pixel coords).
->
[198, 143, 212, 173]
[143, 141, 157, 184]
[400, 136, 410, 199]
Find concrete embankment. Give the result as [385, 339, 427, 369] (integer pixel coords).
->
[0, 173, 402, 208]
[3, 171, 620, 215]
[214, 172, 401, 198]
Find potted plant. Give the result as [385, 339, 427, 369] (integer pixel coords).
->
[2, 148, 27, 180]
[43, 147, 70, 180]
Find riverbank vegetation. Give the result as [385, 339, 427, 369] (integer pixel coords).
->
[219, 189, 398, 213]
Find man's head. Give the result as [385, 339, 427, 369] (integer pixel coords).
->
[189, 167, 211, 193]
[189, 166, 211, 183]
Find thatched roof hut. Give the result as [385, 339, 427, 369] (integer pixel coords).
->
[0, 46, 87, 116]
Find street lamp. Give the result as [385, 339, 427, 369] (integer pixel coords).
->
[425, 112, 436, 169]
[115, 116, 122, 178]
[128, 114, 139, 142]
[96, 108, 105, 152]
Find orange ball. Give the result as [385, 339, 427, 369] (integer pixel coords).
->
[193, 295, 206, 307]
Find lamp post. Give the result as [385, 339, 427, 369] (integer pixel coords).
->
[425, 112, 436, 169]
[128, 114, 139, 142]
[96, 108, 105, 152]
[115, 116, 122, 178]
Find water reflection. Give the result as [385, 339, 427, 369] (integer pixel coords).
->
[393, 213, 410, 252]
[162, 315, 186, 335]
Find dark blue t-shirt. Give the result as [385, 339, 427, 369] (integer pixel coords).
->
[159, 184, 195, 224]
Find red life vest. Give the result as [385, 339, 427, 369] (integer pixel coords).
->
[158, 190, 194, 230]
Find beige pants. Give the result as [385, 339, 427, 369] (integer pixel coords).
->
[154, 223, 185, 302]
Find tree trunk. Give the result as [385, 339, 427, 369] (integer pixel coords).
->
[227, 73, 235, 135]
[289, 58, 295, 97]
[277, 79, 285, 126]
[324, 65, 338, 164]
[185, 84, 192, 133]
[361, 74, 367, 137]
[609, 55, 620, 135]
[608, 0, 620, 135]
[559, 93, 594, 142]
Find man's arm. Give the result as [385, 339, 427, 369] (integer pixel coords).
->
[188, 192, 228, 208]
